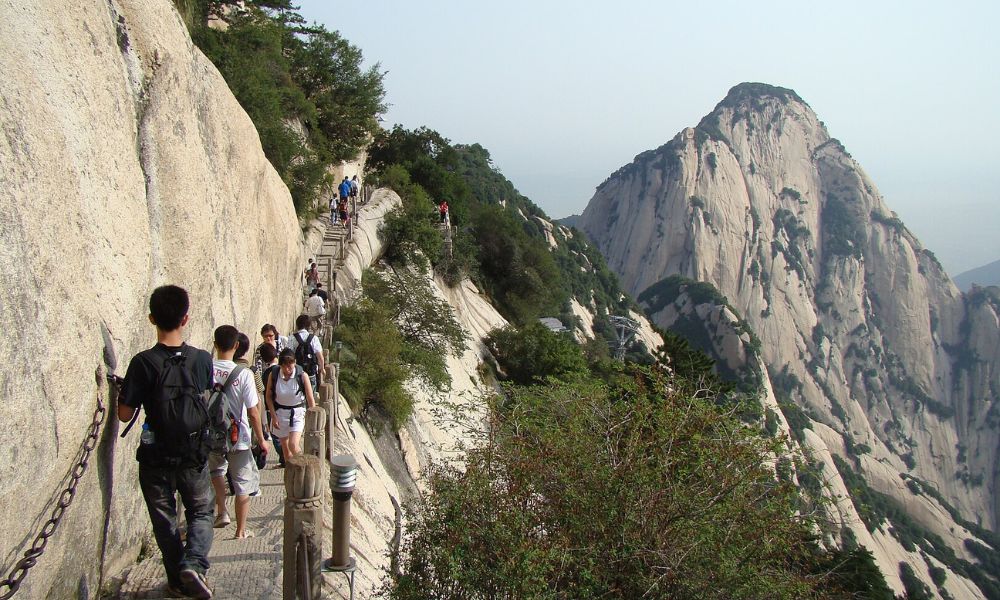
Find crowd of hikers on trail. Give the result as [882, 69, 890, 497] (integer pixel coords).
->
[117, 283, 327, 599]
[331, 174, 361, 226]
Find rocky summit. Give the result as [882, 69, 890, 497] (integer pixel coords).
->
[579, 82, 1000, 598]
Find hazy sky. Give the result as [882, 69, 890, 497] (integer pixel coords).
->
[296, 0, 999, 275]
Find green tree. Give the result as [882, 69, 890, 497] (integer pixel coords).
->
[473, 205, 565, 323]
[335, 298, 411, 429]
[362, 268, 468, 390]
[485, 323, 587, 386]
[184, 2, 385, 213]
[377, 166, 443, 267]
[385, 369, 833, 599]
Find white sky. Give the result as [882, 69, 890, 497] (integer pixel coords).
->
[296, 0, 999, 275]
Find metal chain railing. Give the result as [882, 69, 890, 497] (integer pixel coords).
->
[0, 367, 111, 599]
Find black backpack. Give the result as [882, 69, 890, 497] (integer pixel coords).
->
[206, 365, 245, 454]
[293, 333, 319, 377]
[124, 346, 211, 467]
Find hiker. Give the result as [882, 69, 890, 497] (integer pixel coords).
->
[208, 326, 268, 540]
[287, 314, 325, 388]
[313, 281, 329, 303]
[304, 259, 319, 292]
[257, 343, 285, 467]
[265, 348, 316, 459]
[235, 333, 262, 403]
[237, 333, 270, 473]
[118, 285, 216, 599]
[330, 196, 339, 224]
[252, 324, 285, 374]
[304, 288, 326, 333]
[338, 176, 351, 206]
[439, 200, 449, 224]
[338, 198, 350, 229]
[350, 175, 359, 202]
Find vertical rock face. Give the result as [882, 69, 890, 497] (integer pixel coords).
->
[580, 83, 999, 596]
[0, 0, 317, 596]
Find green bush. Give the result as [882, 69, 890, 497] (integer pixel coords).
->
[335, 298, 411, 429]
[384, 369, 836, 599]
[485, 323, 587, 385]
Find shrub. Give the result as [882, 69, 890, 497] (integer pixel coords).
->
[385, 369, 830, 599]
[485, 323, 587, 385]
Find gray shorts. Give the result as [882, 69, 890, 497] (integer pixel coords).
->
[208, 449, 260, 497]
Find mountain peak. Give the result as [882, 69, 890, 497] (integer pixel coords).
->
[716, 82, 807, 110]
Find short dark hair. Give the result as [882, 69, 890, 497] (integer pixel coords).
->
[235, 332, 251, 360]
[261, 323, 278, 337]
[149, 285, 189, 331]
[278, 348, 296, 365]
[295, 314, 310, 330]
[258, 342, 278, 364]
[214, 325, 239, 352]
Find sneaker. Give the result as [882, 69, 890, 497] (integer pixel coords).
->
[165, 583, 188, 598]
[179, 569, 213, 599]
[213, 511, 231, 528]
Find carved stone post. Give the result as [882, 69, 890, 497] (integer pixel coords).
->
[302, 407, 327, 473]
[283, 455, 324, 600]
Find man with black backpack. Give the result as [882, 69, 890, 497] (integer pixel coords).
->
[287, 313, 325, 388]
[118, 285, 216, 599]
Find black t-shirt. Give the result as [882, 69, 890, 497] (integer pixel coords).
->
[315, 288, 329, 302]
[120, 343, 214, 412]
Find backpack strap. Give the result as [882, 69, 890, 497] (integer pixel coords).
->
[267, 364, 277, 404]
[220, 365, 245, 421]
[305, 334, 314, 348]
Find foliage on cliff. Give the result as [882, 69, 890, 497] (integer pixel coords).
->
[368, 126, 638, 334]
[383, 367, 891, 599]
[334, 269, 466, 429]
[174, 0, 386, 213]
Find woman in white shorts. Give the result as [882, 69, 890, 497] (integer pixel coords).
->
[265, 348, 315, 459]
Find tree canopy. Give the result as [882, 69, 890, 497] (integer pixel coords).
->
[177, 0, 386, 213]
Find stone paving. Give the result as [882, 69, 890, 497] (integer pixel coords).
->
[116, 453, 289, 599]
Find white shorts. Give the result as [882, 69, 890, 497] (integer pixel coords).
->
[271, 405, 306, 439]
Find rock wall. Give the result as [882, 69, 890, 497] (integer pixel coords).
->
[579, 83, 999, 597]
[0, 0, 321, 596]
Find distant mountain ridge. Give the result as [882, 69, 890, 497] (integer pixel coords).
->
[954, 258, 1000, 291]
[579, 82, 1000, 599]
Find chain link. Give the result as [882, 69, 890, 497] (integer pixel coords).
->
[0, 370, 110, 600]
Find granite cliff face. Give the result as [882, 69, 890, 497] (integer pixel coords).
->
[0, 0, 323, 596]
[580, 83, 1000, 597]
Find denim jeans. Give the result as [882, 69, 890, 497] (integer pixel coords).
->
[138, 462, 214, 586]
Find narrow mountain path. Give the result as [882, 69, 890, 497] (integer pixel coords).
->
[116, 191, 393, 599]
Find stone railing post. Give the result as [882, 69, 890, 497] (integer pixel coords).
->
[283, 455, 324, 600]
[302, 407, 327, 472]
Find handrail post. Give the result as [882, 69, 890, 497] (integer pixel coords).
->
[302, 407, 327, 476]
[283, 455, 324, 599]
